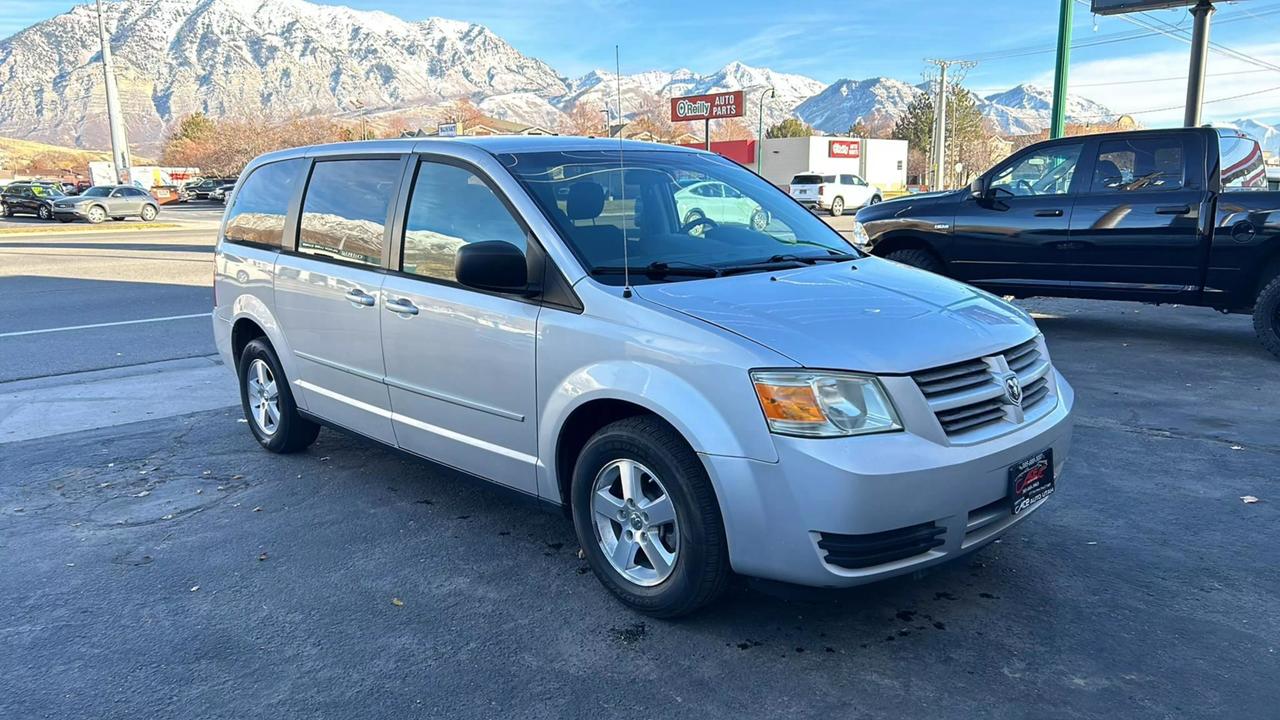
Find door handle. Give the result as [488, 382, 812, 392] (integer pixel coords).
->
[345, 288, 376, 307]
[1155, 205, 1191, 215]
[385, 298, 419, 316]
[1033, 209, 1064, 217]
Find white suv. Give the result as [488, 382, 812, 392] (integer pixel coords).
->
[789, 172, 882, 216]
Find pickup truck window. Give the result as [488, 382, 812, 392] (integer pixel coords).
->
[1220, 134, 1266, 190]
[1092, 137, 1183, 192]
[990, 143, 1082, 197]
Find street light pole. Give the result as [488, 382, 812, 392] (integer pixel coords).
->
[1184, 0, 1215, 127]
[96, 0, 131, 184]
[756, 87, 775, 174]
[1049, 0, 1073, 139]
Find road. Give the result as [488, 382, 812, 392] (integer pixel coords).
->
[1, 214, 1278, 718]
[0, 203, 221, 382]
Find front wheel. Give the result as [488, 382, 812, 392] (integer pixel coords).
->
[830, 196, 845, 216]
[1254, 274, 1280, 360]
[85, 205, 106, 224]
[868, 195, 882, 206]
[886, 247, 945, 275]
[140, 204, 158, 222]
[750, 207, 770, 231]
[238, 338, 320, 453]
[571, 416, 731, 618]
[37, 205, 52, 220]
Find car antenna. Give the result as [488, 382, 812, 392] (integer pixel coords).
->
[615, 44, 632, 299]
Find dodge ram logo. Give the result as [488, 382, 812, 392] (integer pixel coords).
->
[1004, 375, 1023, 407]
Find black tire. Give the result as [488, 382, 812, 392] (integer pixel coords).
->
[37, 205, 52, 220]
[868, 195, 882, 205]
[571, 415, 731, 618]
[238, 338, 320, 453]
[830, 196, 845, 216]
[886, 247, 945, 274]
[140, 204, 158, 221]
[1, 202, 11, 217]
[1254, 273, 1280, 360]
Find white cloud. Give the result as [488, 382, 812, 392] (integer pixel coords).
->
[1027, 42, 1280, 126]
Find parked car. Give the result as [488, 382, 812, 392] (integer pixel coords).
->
[210, 181, 237, 204]
[0, 181, 64, 220]
[857, 128, 1280, 359]
[51, 185, 160, 224]
[187, 177, 234, 200]
[214, 137, 1074, 617]
[789, 172, 882, 216]
[674, 179, 770, 233]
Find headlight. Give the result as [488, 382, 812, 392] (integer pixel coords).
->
[751, 370, 902, 438]
[851, 221, 870, 246]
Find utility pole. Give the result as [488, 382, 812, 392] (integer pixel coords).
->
[756, 87, 774, 174]
[1184, 0, 1215, 127]
[96, 0, 131, 184]
[1049, 0, 1073, 139]
[924, 59, 972, 191]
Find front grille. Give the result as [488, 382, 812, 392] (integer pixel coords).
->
[911, 337, 1055, 440]
[816, 522, 946, 569]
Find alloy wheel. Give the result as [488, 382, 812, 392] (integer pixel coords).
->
[87, 206, 105, 223]
[591, 458, 679, 587]
[141, 205, 157, 221]
[245, 358, 281, 435]
[38, 205, 51, 219]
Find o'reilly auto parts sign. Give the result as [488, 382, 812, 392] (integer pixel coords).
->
[828, 139, 861, 159]
[669, 91, 744, 122]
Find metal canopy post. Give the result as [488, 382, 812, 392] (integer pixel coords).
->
[1050, 0, 1074, 139]
[1184, 0, 1215, 127]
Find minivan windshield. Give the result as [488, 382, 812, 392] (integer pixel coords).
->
[500, 150, 858, 284]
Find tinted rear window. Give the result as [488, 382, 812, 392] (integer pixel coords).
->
[791, 174, 822, 185]
[1220, 135, 1266, 190]
[224, 159, 306, 248]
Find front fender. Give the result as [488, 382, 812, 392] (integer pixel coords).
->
[536, 360, 779, 503]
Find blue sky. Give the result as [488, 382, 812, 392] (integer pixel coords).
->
[3, 0, 1278, 123]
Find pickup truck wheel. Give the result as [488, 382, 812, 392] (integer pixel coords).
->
[886, 247, 945, 275]
[1254, 274, 1280, 360]
[571, 416, 731, 618]
[238, 338, 320, 453]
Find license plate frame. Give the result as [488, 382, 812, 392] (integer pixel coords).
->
[1009, 448, 1054, 515]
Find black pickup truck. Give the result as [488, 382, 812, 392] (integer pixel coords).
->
[856, 128, 1280, 359]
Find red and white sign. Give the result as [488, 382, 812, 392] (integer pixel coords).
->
[670, 91, 744, 122]
[828, 139, 861, 159]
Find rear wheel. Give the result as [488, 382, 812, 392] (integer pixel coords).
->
[868, 194, 882, 206]
[238, 338, 320, 453]
[830, 196, 845, 216]
[571, 416, 731, 618]
[1, 202, 11, 217]
[886, 247, 945, 274]
[750, 207, 770, 231]
[1254, 274, 1280, 360]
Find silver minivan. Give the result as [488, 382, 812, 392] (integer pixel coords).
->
[213, 136, 1074, 617]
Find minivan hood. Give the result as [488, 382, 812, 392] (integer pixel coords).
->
[635, 258, 1036, 374]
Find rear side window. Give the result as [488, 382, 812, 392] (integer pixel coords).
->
[298, 158, 402, 267]
[400, 160, 527, 283]
[822, 175, 836, 183]
[792, 174, 822, 185]
[1220, 135, 1266, 190]
[224, 159, 306, 248]
[1092, 137, 1184, 192]
[840, 174, 855, 185]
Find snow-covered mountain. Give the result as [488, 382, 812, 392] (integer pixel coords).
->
[21, 0, 1273, 154]
[795, 77, 923, 134]
[981, 84, 1115, 135]
[0, 0, 565, 149]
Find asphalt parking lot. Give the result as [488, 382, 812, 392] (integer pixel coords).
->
[1, 219, 1278, 718]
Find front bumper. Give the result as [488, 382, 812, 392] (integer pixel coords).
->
[52, 207, 90, 220]
[703, 369, 1075, 588]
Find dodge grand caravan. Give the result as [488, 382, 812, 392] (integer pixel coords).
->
[213, 137, 1074, 617]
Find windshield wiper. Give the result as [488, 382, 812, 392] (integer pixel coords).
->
[766, 253, 859, 265]
[591, 261, 721, 278]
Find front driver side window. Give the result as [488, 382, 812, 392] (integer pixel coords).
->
[989, 143, 1083, 197]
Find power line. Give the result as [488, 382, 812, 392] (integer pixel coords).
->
[1078, 0, 1280, 74]
[1072, 83, 1280, 119]
[1072, 67, 1271, 87]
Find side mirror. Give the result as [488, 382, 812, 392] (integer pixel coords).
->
[455, 241, 529, 294]
[969, 176, 987, 200]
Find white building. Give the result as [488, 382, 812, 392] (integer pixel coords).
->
[759, 136, 908, 192]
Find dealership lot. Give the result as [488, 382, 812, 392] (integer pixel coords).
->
[1, 223, 1278, 718]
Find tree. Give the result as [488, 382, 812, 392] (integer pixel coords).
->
[711, 117, 753, 142]
[892, 83, 999, 188]
[848, 119, 870, 137]
[628, 92, 675, 140]
[558, 102, 607, 137]
[765, 118, 813, 139]
[440, 97, 484, 126]
[169, 112, 216, 144]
